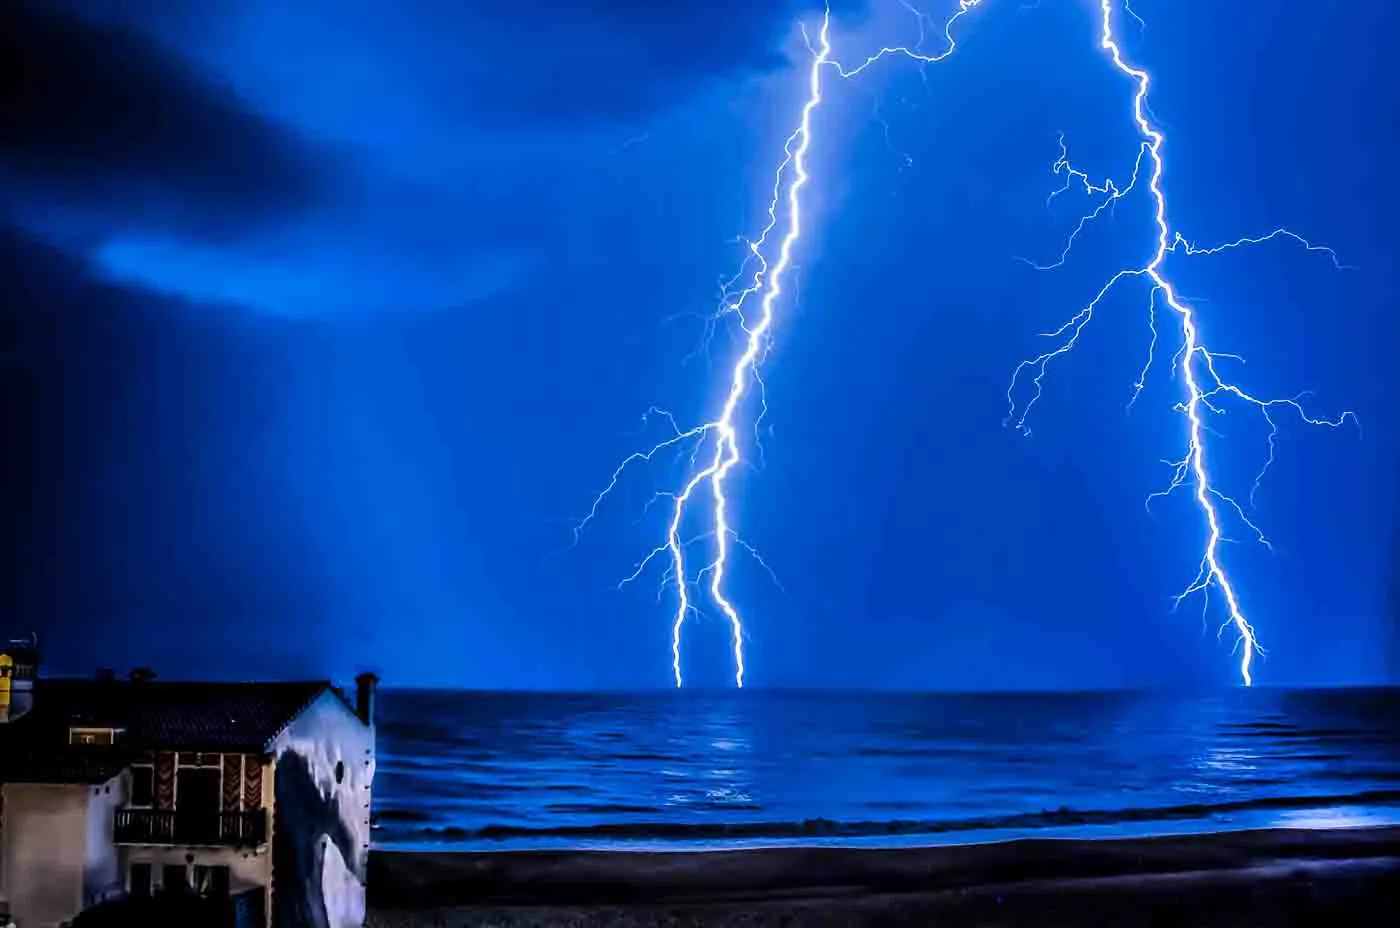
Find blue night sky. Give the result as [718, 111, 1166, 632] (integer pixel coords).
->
[2, 0, 1397, 689]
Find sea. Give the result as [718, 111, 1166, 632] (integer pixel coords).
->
[372, 688, 1400, 851]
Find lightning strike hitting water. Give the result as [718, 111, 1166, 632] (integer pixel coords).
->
[576, 14, 832, 689]
[1005, 0, 1355, 686]
[577, 3, 981, 687]
[581, 0, 1350, 689]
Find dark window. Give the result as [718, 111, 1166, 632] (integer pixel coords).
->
[194, 864, 231, 897]
[130, 863, 152, 897]
[176, 768, 220, 815]
[161, 864, 188, 895]
[335, 761, 345, 784]
[130, 767, 154, 807]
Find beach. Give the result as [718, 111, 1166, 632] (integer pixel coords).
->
[368, 690, 1400, 923]
[367, 825, 1400, 926]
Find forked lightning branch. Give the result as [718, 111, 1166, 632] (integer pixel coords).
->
[576, 0, 1354, 688]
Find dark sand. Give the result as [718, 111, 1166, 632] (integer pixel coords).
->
[368, 826, 1400, 926]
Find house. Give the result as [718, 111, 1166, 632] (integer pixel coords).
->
[0, 641, 376, 928]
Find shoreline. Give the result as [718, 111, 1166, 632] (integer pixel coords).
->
[368, 824, 1400, 925]
[372, 794, 1400, 849]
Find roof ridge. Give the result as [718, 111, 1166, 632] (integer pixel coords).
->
[3, 680, 339, 768]
[261, 682, 336, 751]
[36, 677, 333, 686]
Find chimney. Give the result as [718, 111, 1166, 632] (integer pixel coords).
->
[1, 637, 39, 724]
[354, 672, 379, 727]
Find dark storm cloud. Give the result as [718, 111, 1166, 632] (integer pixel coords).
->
[0, 1, 321, 237]
[70, 0, 865, 132]
[433, 0, 870, 125]
[13, 0, 859, 317]
[0, 226, 58, 639]
[0, 221, 335, 676]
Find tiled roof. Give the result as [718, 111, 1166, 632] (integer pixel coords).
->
[0, 643, 38, 664]
[0, 678, 336, 783]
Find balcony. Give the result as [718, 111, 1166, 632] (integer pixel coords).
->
[114, 809, 268, 848]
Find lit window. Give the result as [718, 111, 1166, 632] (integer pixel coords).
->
[194, 864, 231, 897]
[69, 728, 116, 746]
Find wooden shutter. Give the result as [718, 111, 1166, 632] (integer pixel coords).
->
[222, 754, 243, 811]
[155, 751, 176, 810]
[243, 759, 263, 809]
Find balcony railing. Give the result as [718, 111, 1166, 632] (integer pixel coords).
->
[114, 809, 267, 847]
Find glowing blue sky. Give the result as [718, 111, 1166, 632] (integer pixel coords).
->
[2, 0, 1397, 688]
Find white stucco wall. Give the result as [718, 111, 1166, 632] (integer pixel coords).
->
[271, 690, 374, 928]
[0, 783, 89, 928]
[1, 786, 8, 907]
[273, 691, 374, 837]
[1, 786, 7, 905]
[82, 777, 125, 908]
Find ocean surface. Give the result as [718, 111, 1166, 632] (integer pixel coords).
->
[373, 688, 1400, 851]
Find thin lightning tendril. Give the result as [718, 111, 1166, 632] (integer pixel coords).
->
[1006, 0, 1356, 686]
[577, 2, 981, 687]
[580, 0, 1352, 690]
[576, 13, 832, 688]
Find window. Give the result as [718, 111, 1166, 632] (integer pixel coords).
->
[68, 727, 116, 745]
[176, 767, 220, 816]
[130, 766, 154, 807]
[130, 863, 152, 897]
[194, 864, 231, 898]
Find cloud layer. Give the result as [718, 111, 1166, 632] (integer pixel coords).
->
[3, 0, 855, 317]
[0, 1, 322, 239]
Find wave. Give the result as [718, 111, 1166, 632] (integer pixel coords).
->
[545, 803, 668, 815]
[407, 789, 1400, 843]
[375, 807, 437, 824]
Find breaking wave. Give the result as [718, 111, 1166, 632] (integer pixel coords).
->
[392, 789, 1400, 843]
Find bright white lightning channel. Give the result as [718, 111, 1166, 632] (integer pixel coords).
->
[576, 3, 982, 687]
[581, 0, 1350, 690]
[576, 13, 831, 690]
[1005, 0, 1355, 686]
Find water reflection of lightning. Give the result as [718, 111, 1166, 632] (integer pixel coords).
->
[576, 3, 981, 687]
[1005, 0, 1355, 686]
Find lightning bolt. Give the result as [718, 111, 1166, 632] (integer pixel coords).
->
[580, 0, 1350, 690]
[1005, 0, 1355, 686]
[576, 13, 831, 689]
[576, 3, 981, 687]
